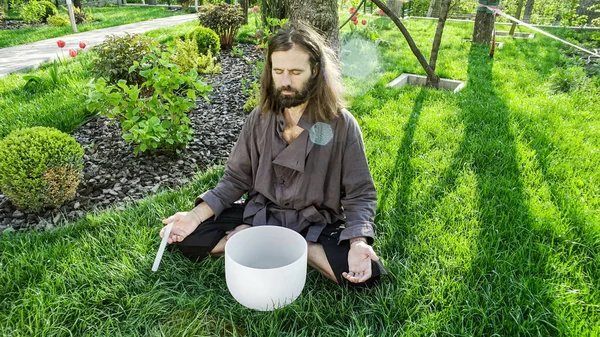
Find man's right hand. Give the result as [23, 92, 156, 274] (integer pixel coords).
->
[160, 211, 201, 244]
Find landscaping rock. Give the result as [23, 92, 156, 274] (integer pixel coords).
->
[0, 44, 263, 232]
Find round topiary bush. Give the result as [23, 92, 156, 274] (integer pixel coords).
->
[0, 127, 84, 212]
[186, 26, 221, 56]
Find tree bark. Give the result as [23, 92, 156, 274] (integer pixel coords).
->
[472, 9, 496, 44]
[426, 0, 442, 18]
[386, 0, 402, 17]
[371, 0, 438, 83]
[241, 0, 248, 25]
[509, 0, 524, 36]
[522, 0, 534, 23]
[74, 0, 82, 10]
[426, 0, 451, 88]
[286, 0, 339, 53]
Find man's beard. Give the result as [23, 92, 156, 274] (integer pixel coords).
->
[274, 80, 312, 108]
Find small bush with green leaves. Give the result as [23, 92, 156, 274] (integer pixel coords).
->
[549, 66, 591, 93]
[86, 53, 213, 154]
[38, 1, 57, 21]
[92, 33, 159, 86]
[197, 3, 244, 48]
[186, 25, 220, 56]
[178, 0, 193, 10]
[73, 7, 92, 23]
[47, 13, 70, 26]
[170, 38, 222, 74]
[20, 1, 46, 24]
[0, 6, 7, 22]
[0, 127, 84, 212]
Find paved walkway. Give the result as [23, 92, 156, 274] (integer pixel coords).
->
[0, 14, 198, 78]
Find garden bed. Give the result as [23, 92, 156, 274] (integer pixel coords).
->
[0, 43, 263, 232]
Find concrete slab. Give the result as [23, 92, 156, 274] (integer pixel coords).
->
[387, 73, 465, 93]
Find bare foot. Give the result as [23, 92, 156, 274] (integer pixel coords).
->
[226, 224, 251, 240]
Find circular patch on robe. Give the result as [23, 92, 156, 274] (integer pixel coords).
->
[309, 122, 333, 146]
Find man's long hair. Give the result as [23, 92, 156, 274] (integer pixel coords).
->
[259, 22, 345, 122]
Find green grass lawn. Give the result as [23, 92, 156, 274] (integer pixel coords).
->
[0, 6, 190, 48]
[1, 16, 599, 336]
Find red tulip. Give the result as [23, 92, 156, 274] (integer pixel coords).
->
[79, 41, 86, 49]
[361, 19, 367, 25]
[69, 48, 77, 57]
[253, 5, 259, 12]
[378, 9, 384, 16]
[57, 40, 66, 48]
[352, 19, 358, 25]
[349, 7, 355, 14]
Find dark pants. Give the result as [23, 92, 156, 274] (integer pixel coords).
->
[173, 204, 386, 289]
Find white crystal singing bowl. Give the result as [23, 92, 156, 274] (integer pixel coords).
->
[225, 225, 308, 311]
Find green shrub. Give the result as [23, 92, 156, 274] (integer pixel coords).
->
[47, 13, 69, 26]
[197, 3, 244, 48]
[549, 66, 591, 93]
[170, 38, 222, 74]
[186, 25, 220, 56]
[92, 33, 159, 86]
[86, 53, 213, 154]
[0, 6, 7, 22]
[38, 0, 57, 21]
[178, 0, 193, 10]
[73, 7, 92, 24]
[20, 1, 45, 24]
[0, 127, 84, 212]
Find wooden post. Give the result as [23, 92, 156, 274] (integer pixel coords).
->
[66, 0, 77, 33]
[509, 0, 524, 36]
[195, 0, 198, 11]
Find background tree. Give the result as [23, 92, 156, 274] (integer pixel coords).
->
[472, 0, 499, 44]
[509, 0, 524, 35]
[522, 0, 534, 23]
[286, 0, 340, 52]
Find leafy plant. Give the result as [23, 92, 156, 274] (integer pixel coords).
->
[73, 7, 92, 24]
[19, 1, 45, 23]
[47, 13, 69, 26]
[0, 127, 84, 212]
[197, 3, 244, 48]
[86, 53, 213, 154]
[92, 33, 159, 86]
[186, 25, 220, 56]
[170, 38, 222, 74]
[548, 66, 591, 93]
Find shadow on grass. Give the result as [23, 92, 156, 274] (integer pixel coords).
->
[386, 45, 561, 335]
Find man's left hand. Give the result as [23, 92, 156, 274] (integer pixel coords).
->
[343, 240, 379, 283]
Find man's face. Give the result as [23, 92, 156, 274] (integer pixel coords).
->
[271, 45, 313, 108]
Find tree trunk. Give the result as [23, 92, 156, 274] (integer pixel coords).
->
[426, 0, 442, 18]
[426, 0, 451, 88]
[371, 0, 438, 83]
[386, 0, 402, 17]
[472, 6, 496, 44]
[74, 0, 82, 10]
[241, 0, 248, 25]
[522, 0, 534, 23]
[286, 0, 339, 53]
[509, 0, 524, 35]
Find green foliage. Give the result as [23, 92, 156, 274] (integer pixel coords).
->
[186, 25, 220, 56]
[86, 53, 213, 154]
[548, 66, 591, 93]
[258, 0, 285, 31]
[197, 3, 244, 48]
[46, 13, 69, 26]
[73, 7, 92, 24]
[0, 5, 7, 21]
[38, 0, 56, 20]
[92, 33, 159, 86]
[19, 1, 45, 24]
[242, 60, 262, 113]
[170, 38, 222, 74]
[0, 127, 83, 212]
[177, 0, 193, 10]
